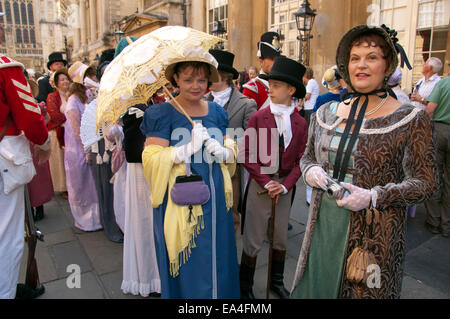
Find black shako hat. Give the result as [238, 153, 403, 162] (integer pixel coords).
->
[257, 32, 282, 59]
[208, 49, 239, 80]
[47, 52, 67, 70]
[259, 55, 306, 99]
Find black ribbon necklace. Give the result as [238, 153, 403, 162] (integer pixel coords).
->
[333, 89, 388, 182]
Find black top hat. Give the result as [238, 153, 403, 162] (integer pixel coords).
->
[208, 49, 239, 80]
[260, 56, 306, 99]
[257, 32, 282, 59]
[99, 49, 116, 66]
[47, 52, 67, 70]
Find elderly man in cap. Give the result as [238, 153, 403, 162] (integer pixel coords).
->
[243, 32, 282, 110]
[0, 13, 50, 299]
[205, 49, 257, 241]
[37, 52, 67, 103]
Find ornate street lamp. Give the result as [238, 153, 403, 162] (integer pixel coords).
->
[211, 20, 226, 50]
[294, 0, 316, 66]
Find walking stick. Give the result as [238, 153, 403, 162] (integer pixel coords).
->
[258, 189, 277, 299]
[17, 188, 45, 299]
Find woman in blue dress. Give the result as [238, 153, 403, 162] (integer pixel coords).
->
[140, 48, 240, 299]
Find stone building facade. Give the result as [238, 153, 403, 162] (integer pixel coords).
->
[0, 0, 44, 71]
[189, 0, 449, 93]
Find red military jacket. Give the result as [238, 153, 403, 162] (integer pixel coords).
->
[242, 107, 308, 191]
[0, 55, 48, 145]
[242, 77, 270, 111]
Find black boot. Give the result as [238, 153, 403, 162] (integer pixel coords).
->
[240, 251, 256, 299]
[15, 283, 45, 299]
[35, 205, 44, 221]
[270, 249, 290, 299]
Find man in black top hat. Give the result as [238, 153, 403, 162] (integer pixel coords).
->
[204, 49, 257, 242]
[242, 32, 281, 110]
[36, 52, 67, 103]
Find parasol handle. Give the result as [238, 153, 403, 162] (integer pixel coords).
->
[151, 70, 195, 127]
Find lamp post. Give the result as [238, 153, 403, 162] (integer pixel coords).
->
[211, 20, 226, 50]
[64, 36, 70, 64]
[294, 0, 316, 66]
[114, 29, 124, 44]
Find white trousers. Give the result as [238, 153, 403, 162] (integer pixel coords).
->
[0, 177, 25, 299]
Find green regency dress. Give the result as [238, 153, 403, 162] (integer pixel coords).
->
[292, 103, 355, 299]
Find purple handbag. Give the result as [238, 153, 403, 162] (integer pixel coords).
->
[170, 163, 210, 221]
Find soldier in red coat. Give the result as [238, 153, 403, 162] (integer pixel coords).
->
[0, 19, 50, 298]
[242, 32, 282, 111]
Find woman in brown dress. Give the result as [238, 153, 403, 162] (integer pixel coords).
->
[291, 25, 439, 299]
[47, 68, 71, 195]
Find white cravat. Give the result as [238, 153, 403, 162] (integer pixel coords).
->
[211, 87, 232, 107]
[269, 100, 295, 149]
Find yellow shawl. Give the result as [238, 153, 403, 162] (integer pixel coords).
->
[142, 138, 237, 277]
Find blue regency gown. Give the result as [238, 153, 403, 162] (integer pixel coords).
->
[140, 101, 240, 299]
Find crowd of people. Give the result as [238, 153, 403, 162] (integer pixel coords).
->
[1, 18, 449, 300]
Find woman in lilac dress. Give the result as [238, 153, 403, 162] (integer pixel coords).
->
[64, 83, 102, 231]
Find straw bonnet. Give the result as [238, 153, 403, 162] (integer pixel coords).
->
[336, 24, 398, 92]
[165, 47, 219, 84]
[68, 61, 90, 84]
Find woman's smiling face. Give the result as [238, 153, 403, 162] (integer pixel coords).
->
[348, 43, 388, 93]
[173, 66, 209, 102]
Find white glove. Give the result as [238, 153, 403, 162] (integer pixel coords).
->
[336, 183, 373, 212]
[173, 123, 209, 164]
[305, 166, 329, 191]
[204, 138, 231, 162]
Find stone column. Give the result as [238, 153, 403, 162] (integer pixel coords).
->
[98, 0, 104, 40]
[80, 0, 87, 47]
[228, 0, 254, 71]
[89, 0, 96, 40]
[250, 0, 268, 68]
[190, 0, 206, 31]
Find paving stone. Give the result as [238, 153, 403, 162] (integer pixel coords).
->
[37, 272, 107, 299]
[19, 242, 58, 285]
[40, 229, 77, 248]
[405, 204, 436, 253]
[404, 236, 450, 296]
[77, 231, 123, 275]
[401, 275, 450, 299]
[49, 241, 93, 279]
[34, 203, 71, 234]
